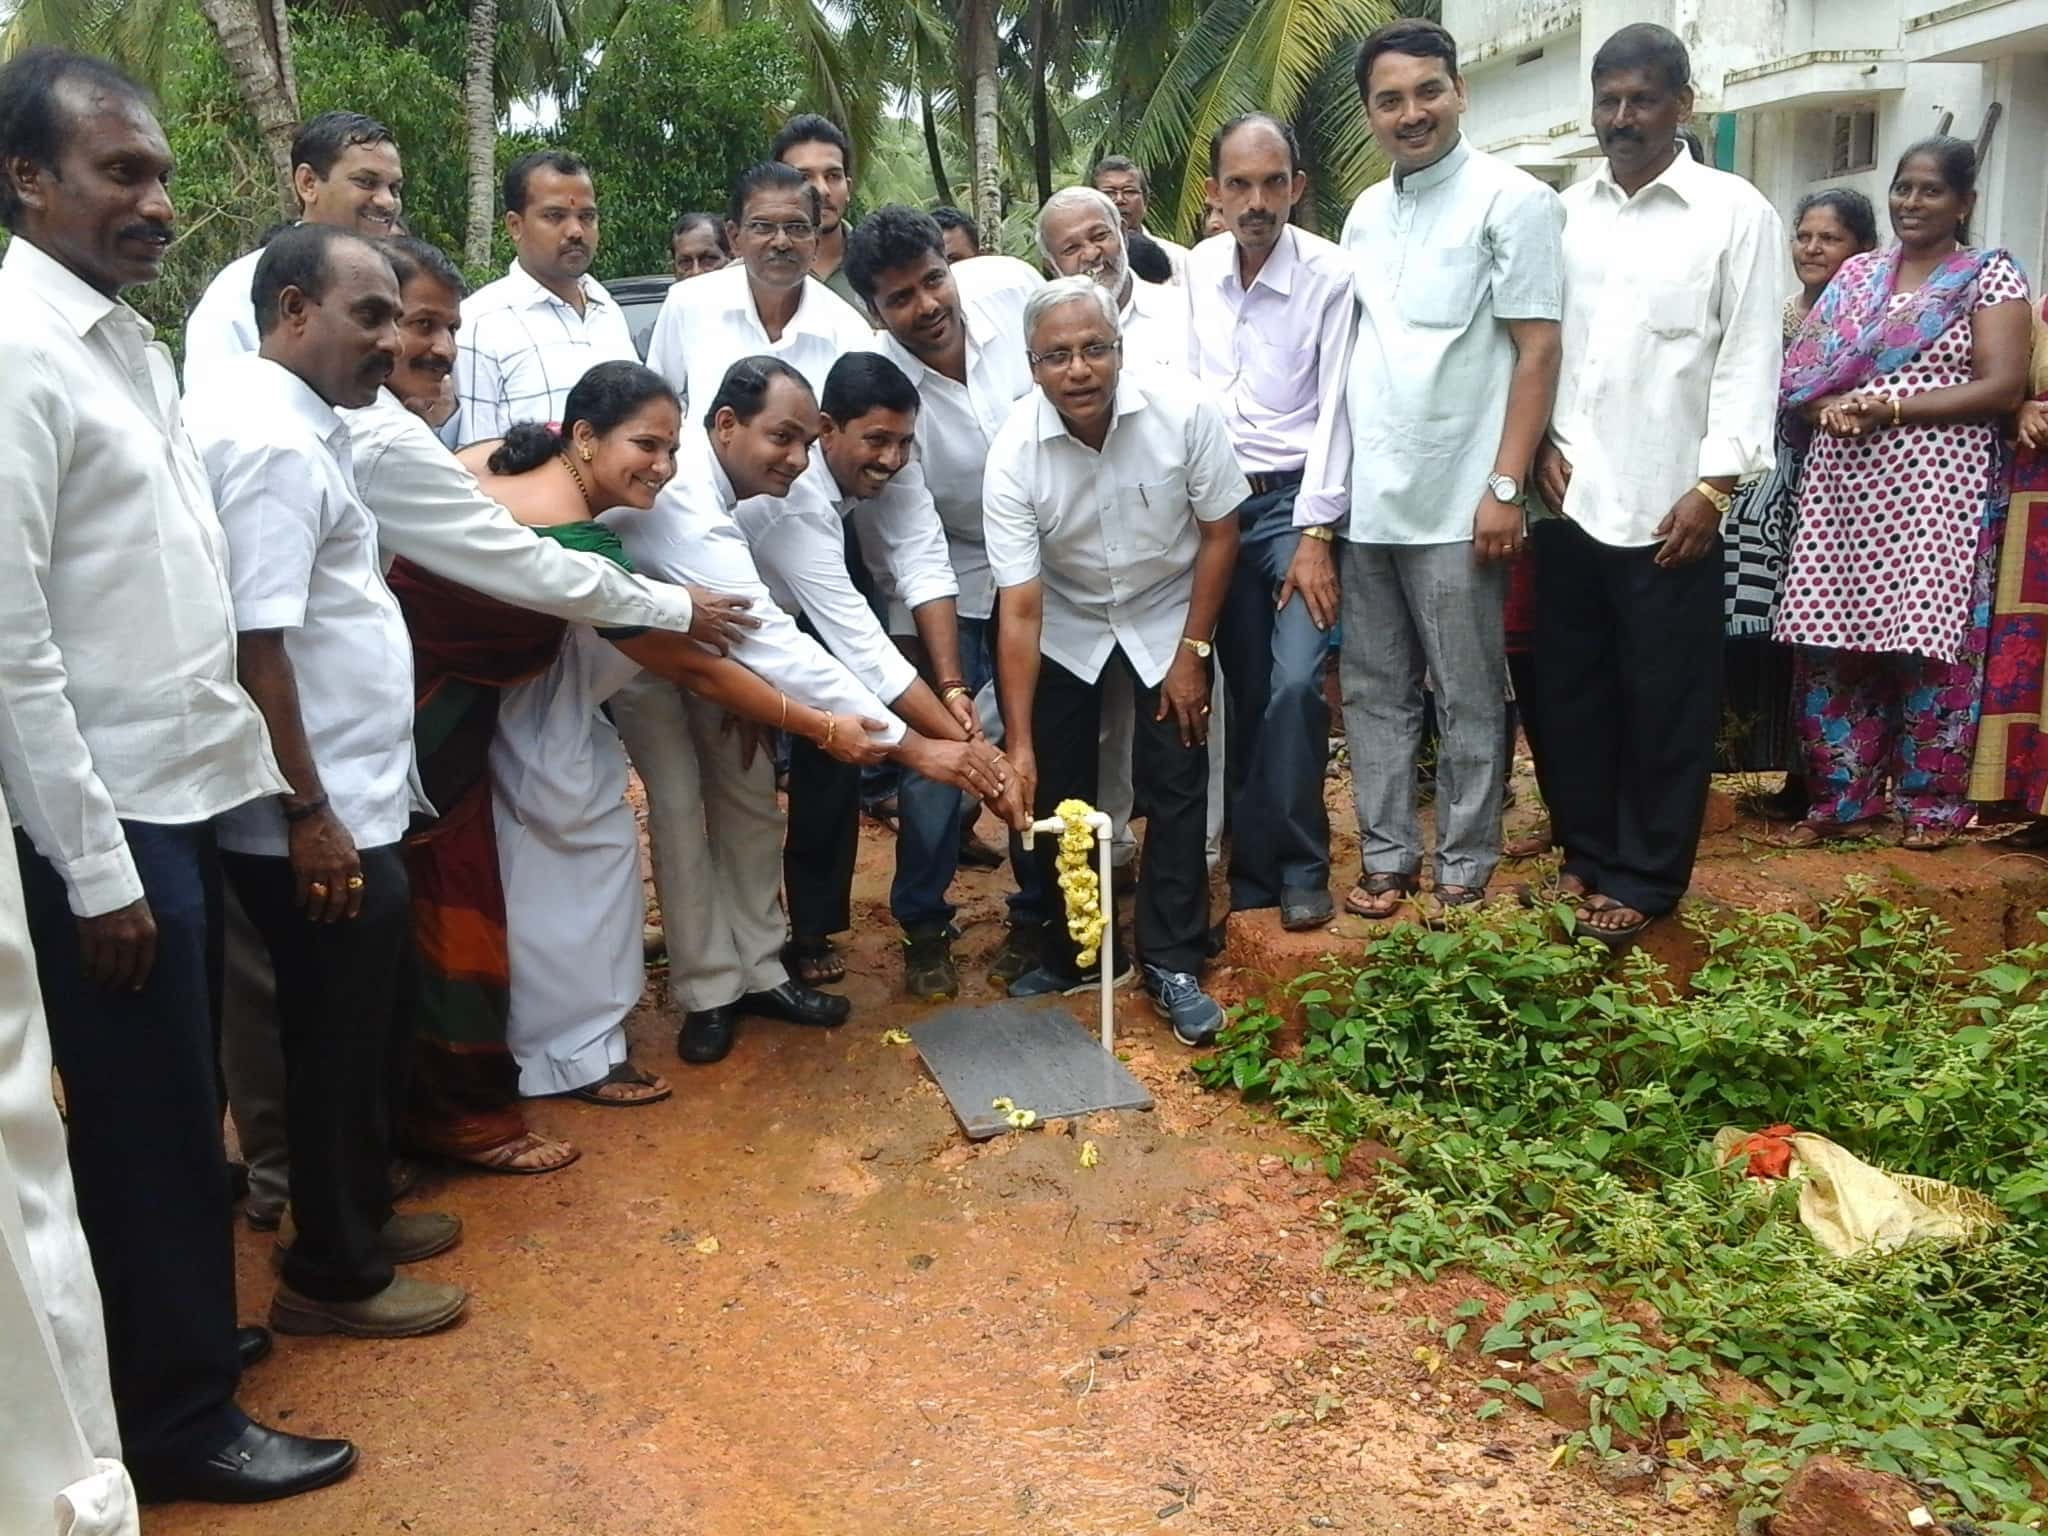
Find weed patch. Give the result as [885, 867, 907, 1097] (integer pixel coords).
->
[1196, 891, 2048, 1525]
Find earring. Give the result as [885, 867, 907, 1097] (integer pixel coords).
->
[579, 446, 593, 462]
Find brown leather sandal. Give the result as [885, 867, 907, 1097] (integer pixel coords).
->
[1343, 872, 1417, 920]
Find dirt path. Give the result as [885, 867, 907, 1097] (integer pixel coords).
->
[155, 802, 1729, 1536]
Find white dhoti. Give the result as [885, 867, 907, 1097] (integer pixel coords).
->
[608, 672, 788, 1014]
[494, 627, 649, 1097]
[0, 790, 139, 1535]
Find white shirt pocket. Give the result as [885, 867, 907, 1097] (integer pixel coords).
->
[1398, 247, 1487, 328]
[1638, 275, 1711, 339]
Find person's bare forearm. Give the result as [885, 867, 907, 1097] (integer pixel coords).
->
[1496, 321, 1561, 484]
[910, 597, 966, 692]
[237, 632, 323, 804]
[996, 586, 1043, 754]
[614, 630, 838, 741]
[889, 678, 967, 741]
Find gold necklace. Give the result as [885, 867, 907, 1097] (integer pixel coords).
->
[558, 450, 594, 509]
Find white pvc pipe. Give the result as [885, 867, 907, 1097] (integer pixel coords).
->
[1020, 810, 1115, 1052]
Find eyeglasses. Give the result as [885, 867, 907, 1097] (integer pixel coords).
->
[742, 219, 818, 242]
[1027, 340, 1121, 369]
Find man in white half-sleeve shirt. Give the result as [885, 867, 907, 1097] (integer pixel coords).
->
[1531, 23, 1784, 943]
[1336, 19, 1564, 923]
[455, 149, 636, 446]
[845, 207, 1059, 983]
[0, 48, 359, 1504]
[1034, 184, 1224, 884]
[1187, 112, 1356, 935]
[183, 109, 403, 388]
[644, 161, 872, 419]
[604, 357, 1009, 1066]
[184, 225, 468, 1345]
[988, 277, 1245, 1046]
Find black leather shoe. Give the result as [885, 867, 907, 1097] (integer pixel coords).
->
[1280, 887, 1335, 932]
[737, 979, 851, 1028]
[133, 1421, 358, 1504]
[678, 1005, 737, 1065]
[236, 1325, 272, 1371]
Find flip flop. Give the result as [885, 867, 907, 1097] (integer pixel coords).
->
[436, 1131, 582, 1176]
[557, 1061, 672, 1108]
[1576, 894, 1654, 948]
[1343, 872, 1416, 920]
[783, 937, 846, 986]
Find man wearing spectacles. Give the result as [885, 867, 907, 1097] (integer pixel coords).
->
[986, 277, 1246, 1046]
[644, 161, 873, 420]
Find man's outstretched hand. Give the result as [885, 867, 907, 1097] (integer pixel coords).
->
[686, 587, 760, 654]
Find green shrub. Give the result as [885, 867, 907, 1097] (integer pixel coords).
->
[1198, 892, 2048, 1525]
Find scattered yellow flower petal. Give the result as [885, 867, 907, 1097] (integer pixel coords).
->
[693, 1236, 720, 1255]
[1078, 1140, 1100, 1168]
[1006, 1108, 1038, 1129]
[991, 1096, 1015, 1113]
[881, 1028, 912, 1045]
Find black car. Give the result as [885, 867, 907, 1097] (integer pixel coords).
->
[606, 273, 675, 361]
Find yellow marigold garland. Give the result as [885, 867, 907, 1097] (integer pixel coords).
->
[1053, 798, 1105, 968]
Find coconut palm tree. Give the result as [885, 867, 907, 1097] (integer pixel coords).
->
[462, 0, 497, 264]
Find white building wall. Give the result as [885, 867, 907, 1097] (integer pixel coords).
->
[1447, 0, 2048, 289]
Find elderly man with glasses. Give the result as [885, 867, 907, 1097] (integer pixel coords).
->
[986, 276, 1245, 1044]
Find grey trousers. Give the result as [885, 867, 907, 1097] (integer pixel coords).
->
[1338, 539, 1508, 889]
[219, 886, 289, 1225]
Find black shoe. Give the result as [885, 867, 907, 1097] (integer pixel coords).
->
[987, 920, 1048, 986]
[957, 828, 1005, 869]
[236, 1325, 272, 1372]
[902, 927, 960, 1001]
[738, 980, 851, 1028]
[133, 1421, 358, 1505]
[1280, 887, 1334, 931]
[677, 1005, 737, 1065]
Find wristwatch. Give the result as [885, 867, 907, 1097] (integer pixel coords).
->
[1487, 473, 1520, 504]
[1693, 479, 1734, 516]
[1180, 636, 1213, 659]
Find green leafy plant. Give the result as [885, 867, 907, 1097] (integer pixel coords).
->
[1197, 893, 2048, 1523]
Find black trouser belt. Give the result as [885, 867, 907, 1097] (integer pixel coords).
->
[1244, 468, 1306, 497]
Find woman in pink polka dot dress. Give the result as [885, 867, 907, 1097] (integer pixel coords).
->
[1771, 137, 2034, 850]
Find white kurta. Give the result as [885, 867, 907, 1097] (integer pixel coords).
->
[493, 627, 650, 1097]
[0, 784, 138, 1535]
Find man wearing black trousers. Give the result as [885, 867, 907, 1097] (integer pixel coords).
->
[987, 277, 1246, 1044]
[183, 224, 470, 1341]
[0, 48, 357, 1501]
[1530, 24, 1783, 942]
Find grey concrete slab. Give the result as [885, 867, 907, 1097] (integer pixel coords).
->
[911, 1001, 1154, 1140]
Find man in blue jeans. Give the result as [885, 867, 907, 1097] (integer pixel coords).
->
[1187, 114, 1357, 930]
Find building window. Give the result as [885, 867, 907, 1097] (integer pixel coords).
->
[1829, 109, 1878, 175]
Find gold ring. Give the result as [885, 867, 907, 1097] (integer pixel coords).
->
[1200, 705, 1212, 715]
[308, 882, 329, 897]
[346, 876, 365, 891]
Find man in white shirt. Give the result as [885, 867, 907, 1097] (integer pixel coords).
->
[1336, 20, 1564, 920]
[1092, 155, 1191, 284]
[1188, 113, 1356, 933]
[644, 161, 872, 418]
[845, 208, 1056, 983]
[182, 109, 403, 387]
[988, 277, 1246, 1043]
[455, 149, 638, 445]
[185, 224, 468, 1342]
[1531, 24, 1783, 942]
[0, 48, 357, 1503]
[741, 352, 1000, 1000]
[1035, 185, 1225, 882]
[606, 358, 1010, 1063]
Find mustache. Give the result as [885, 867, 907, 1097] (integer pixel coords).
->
[121, 220, 173, 245]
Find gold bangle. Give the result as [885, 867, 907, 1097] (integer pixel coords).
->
[940, 684, 972, 702]
[1891, 397, 1903, 428]
[822, 715, 837, 752]
[778, 691, 788, 731]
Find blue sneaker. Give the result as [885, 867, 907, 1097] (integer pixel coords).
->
[1143, 964, 1223, 1047]
[1008, 954, 1134, 999]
